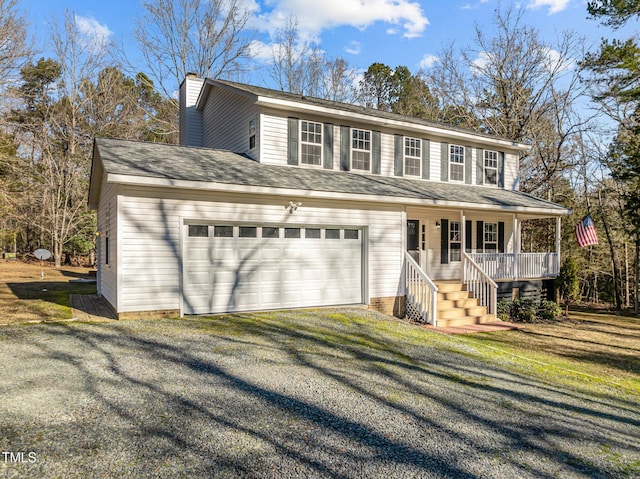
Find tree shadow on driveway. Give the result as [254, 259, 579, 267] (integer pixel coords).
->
[0, 311, 638, 478]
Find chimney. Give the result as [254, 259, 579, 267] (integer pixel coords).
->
[179, 74, 205, 146]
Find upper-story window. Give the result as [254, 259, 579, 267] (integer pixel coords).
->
[351, 128, 371, 170]
[449, 145, 465, 182]
[249, 118, 256, 149]
[300, 120, 322, 165]
[484, 150, 498, 185]
[405, 137, 421, 177]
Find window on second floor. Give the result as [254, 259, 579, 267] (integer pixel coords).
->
[484, 150, 498, 185]
[249, 118, 256, 149]
[404, 137, 421, 177]
[449, 144, 465, 182]
[300, 120, 322, 165]
[351, 128, 371, 171]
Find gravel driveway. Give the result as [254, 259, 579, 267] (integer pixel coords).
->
[0, 310, 638, 478]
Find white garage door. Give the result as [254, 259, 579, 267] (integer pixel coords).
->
[183, 224, 363, 315]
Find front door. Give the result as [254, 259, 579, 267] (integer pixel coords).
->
[407, 219, 420, 264]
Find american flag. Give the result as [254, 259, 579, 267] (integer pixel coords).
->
[575, 214, 599, 247]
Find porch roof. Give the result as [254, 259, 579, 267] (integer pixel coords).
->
[89, 138, 570, 216]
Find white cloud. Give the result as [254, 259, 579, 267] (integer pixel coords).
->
[344, 41, 361, 55]
[74, 15, 112, 52]
[542, 47, 575, 72]
[471, 51, 492, 74]
[248, 40, 273, 62]
[253, 0, 429, 40]
[526, 0, 571, 14]
[419, 54, 439, 69]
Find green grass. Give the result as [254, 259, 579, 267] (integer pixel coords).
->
[184, 308, 640, 399]
[1, 281, 97, 322]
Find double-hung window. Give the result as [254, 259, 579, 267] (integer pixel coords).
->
[300, 120, 322, 165]
[484, 150, 498, 185]
[351, 128, 371, 171]
[449, 145, 465, 182]
[449, 221, 461, 262]
[484, 223, 498, 252]
[404, 137, 421, 177]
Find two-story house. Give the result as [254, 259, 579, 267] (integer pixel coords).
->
[88, 75, 570, 326]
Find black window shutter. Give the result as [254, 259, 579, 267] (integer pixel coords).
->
[476, 148, 484, 185]
[323, 123, 333, 169]
[440, 219, 449, 264]
[498, 151, 505, 188]
[476, 221, 484, 252]
[465, 220, 472, 252]
[498, 222, 505, 253]
[422, 139, 430, 179]
[394, 134, 403, 176]
[288, 117, 299, 165]
[372, 130, 381, 174]
[441, 142, 449, 182]
[465, 146, 472, 184]
[340, 126, 350, 171]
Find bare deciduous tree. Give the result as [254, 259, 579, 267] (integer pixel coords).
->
[268, 15, 357, 102]
[0, 0, 30, 90]
[134, 0, 254, 98]
[428, 5, 586, 195]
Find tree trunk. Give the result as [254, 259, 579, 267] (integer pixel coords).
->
[625, 241, 630, 308]
[598, 190, 623, 309]
[634, 235, 640, 315]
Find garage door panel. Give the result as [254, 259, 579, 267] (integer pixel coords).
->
[184, 225, 363, 314]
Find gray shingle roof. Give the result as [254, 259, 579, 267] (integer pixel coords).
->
[93, 137, 568, 214]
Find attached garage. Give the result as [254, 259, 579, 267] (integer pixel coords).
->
[183, 223, 364, 314]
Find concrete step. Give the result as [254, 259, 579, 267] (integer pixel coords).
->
[436, 314, 495, 328]
[439, 306, 488, 320]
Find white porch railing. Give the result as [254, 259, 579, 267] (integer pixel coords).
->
[405, 252, 438, 327]
[467, 252, 559, 280]
[462, 252, 498, 315]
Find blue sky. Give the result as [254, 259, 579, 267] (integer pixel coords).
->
[21, 0, 634, 91]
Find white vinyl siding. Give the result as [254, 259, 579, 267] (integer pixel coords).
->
[261, 113, 288, 165]
[116, 187, 403, 313]
[504, 151, 519, 190]
[97, 176, 117, 309]
[202, 87, 260, 157]
[178, 76, 204, 147]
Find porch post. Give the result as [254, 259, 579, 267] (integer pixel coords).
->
[556, 216, 561, 275]
[460, 210, 466, 282]
[513, 214, 520, 281]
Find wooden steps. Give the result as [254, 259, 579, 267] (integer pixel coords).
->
[434, 281, 495, 327]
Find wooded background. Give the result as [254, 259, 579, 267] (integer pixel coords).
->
[0, 0, 638, 312]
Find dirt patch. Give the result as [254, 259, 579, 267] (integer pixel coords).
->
[0, 260, 97, 324]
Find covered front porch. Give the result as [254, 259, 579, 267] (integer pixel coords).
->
[404, 206, 564, 327]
